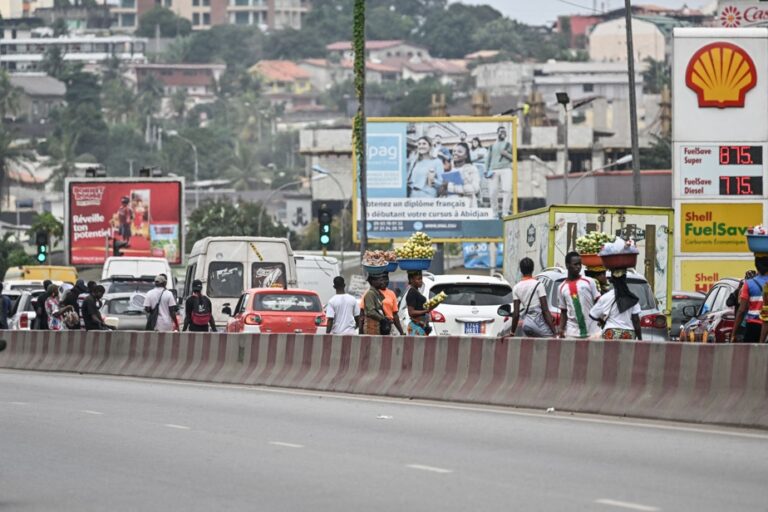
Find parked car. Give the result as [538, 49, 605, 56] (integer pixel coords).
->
[100, 293, 148, 331]
[398, 273, 514, 337]
[679, 278, 740, 343]
[8, 290, 45, 330]
[224, 288, 325, 334]
[670, 291, 706, 340]
[499, 267, 668, 340]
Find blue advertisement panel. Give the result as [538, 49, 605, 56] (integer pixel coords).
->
[463, 242, 504, 269]
[359, 118, 515, 242]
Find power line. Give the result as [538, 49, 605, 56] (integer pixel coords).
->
[556, 0, 603, 14]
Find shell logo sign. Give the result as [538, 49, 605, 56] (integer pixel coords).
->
[685, 42, 757, 108]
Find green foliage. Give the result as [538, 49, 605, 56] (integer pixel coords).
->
[0, 234, 34, 278]
[640, 135, 671, 170]
[263, 28, 326, 60]
[27, 213, 64, 245]
[51, 18, 69, 37]
[185, 199, 286, 252]
[415, 3, 502, 58]
[136, 7, 192, 38]
[642, 58, 671, 94]
[182, 25, 263, 67]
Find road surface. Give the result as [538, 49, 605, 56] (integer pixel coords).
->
[1, 369, 767, 512]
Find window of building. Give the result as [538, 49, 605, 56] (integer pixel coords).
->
[192, 12, 200, 24]
[121, 13, 136, 26]
[234, 11, 250, 24]
[121, 0, 135, 7]
[583, 83, 594, 92]
[192, 0, 199, 5]
[202, 0, 210, 6]
[203, 12, 210, 24]
[234, 0, 249, 6]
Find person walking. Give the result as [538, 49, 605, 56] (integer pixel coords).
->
[44, 284, 75, 331]
[33, 279, 53, 330]
[558, 252, 601, 339]
[589, 271, 643, 340]
[380, 274, 404, 335]
[182, 279, 217, 332]
[404, 271, 435, 335]
[325, 276, 360, 335]
[510, 258, 557, 337]
[734, 256, 768, 342]
[485, 126, 514, 218]
[82, 285, 108, 331]
[143, 274, 179, 332]
[362, 274, 390, 335]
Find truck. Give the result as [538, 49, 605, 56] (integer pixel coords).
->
[503, 205, 674, 312]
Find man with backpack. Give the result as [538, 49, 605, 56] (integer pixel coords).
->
[182, 279, 217, 332]
[143, 274, 179, 332]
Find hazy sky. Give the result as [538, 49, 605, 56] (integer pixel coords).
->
[453, 0, 711, 25]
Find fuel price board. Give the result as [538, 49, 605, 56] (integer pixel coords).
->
[677, 143, 765, 198]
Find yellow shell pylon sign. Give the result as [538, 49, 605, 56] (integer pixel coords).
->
[685, 41, 757, 109]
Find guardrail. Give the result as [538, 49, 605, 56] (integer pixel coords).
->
[1, 331, 766, 428]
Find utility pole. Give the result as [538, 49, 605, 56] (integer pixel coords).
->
[624, 0, 643, 206]
[353, 0, 367, 259]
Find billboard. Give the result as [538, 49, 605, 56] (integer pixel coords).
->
[355, 117, 517, 242]
[462, 242, 503, 269]
[680, 259, 754, 293]
[65, 178, 184, 265]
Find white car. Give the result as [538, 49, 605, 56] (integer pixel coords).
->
[397, 273, 513, 337]
[7, 289, 45, 330]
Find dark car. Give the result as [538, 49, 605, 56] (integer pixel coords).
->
[679, 278, 739, 343]
[670, 291, 705, 340]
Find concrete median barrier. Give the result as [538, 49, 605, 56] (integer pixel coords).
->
[1, 331, 767, 428]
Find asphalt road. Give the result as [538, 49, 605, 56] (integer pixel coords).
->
[1, 370, 767, 512]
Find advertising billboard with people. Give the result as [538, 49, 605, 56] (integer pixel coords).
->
[356, 116, 517, 242]
[65, 178, 184, 265]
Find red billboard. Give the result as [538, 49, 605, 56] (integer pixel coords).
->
[66, 179, 184, 265]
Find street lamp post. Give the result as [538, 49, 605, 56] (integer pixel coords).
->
[257, 175, 326, 236]
[566, 155, 633, 203]
[556, 92, 570, 205]
[312, 165, 347, 268]
[167, 130, 199, 210]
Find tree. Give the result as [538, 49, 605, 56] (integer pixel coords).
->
[415, 3, 502, 58]
[183, 25, 263, 67]
[102, 77, 136, 125]
[224, 144, 264, 190]
[27, 212, 64, 245]
[185, 198, 285, 252]
[47, 123, 80, 191]
[642, 58, 671, 94]
[0, 233, 33, 279]
[136, 7, 192, 38]
[51, 18, 69, 37]
[170, 88, 188, 120]
[640, 135, 671, 170]
[41, 47, 68, 80]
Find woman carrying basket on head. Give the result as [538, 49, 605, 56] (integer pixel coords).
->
[589, 270, 643, 341]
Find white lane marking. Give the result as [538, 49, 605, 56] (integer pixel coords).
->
[269, 441, 303, 448]
[164, 424, 191, 430]
[595, 498, 660, 511]
[14, 370, 768, 441]
[9, 401, 29, 405]
[81, 410, 104, 415]
[406, 464, 453, 474]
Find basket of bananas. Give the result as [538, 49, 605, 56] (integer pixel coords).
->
[575, 232, 613, 267]
[424, 291, 447, 309]
[396, 232, 435, 271]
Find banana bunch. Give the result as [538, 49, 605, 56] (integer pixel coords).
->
[575, 232, 613, 255]
[424, 291, 447, 309]
[395, 232, 436, 260]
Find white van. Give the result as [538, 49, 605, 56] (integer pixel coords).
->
[101, 257, 174, 289]
[184, 237, 297, 326]
[294, 254, 340, 305]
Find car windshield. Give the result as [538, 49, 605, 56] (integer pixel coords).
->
[549, 278, 656, 310]
[428, 283, 513, 306]
[254, 293, 322, 312]
[106, 297, 145, 315]
[106, 282, 155, 294]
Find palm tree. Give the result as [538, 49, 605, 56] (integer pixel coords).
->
[102, 78, 136, 125]
[47, 127, 80, 192]
[171, 88, 188, 121]
[0, 71, 25, 211]
[224, 144, 267, 191]
[137, 74, 165, 120]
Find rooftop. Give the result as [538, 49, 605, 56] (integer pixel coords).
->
[325, 39, 427, 51]
[251, 60, 311, 82]
[9, 73, 65, 96]
[132, 63, 226, 70]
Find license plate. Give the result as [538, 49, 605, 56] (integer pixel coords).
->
[464, 322, 484, 334]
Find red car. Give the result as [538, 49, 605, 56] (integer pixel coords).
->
[224, 288, 326, 334]
[679, 278, 739, 343]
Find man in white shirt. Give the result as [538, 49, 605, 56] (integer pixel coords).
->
[143, 274, 179, 332]
[558, 252, 601, 338]
[326, 276, 361, 335]
[589, 271, 643, 340]
[511, 257, 557, 337]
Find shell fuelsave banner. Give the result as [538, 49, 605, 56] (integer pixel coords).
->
[680, 202, 762, 253]
[65, 179, 184, 265]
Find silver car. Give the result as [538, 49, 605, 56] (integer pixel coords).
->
[101, 293, 148, 331]
[7, 289, 44, 330]
[500, 267, 669, 341]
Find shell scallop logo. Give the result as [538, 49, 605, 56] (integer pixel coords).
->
[685, 42, 757, 108]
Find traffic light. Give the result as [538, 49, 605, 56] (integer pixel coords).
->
[318, 206, 332, 247]
[35, 231, 48, 264]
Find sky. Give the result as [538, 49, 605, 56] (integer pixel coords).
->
[453, 0, 711, 25]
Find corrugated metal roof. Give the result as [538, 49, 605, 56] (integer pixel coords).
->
[9, 73, 65, 97]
